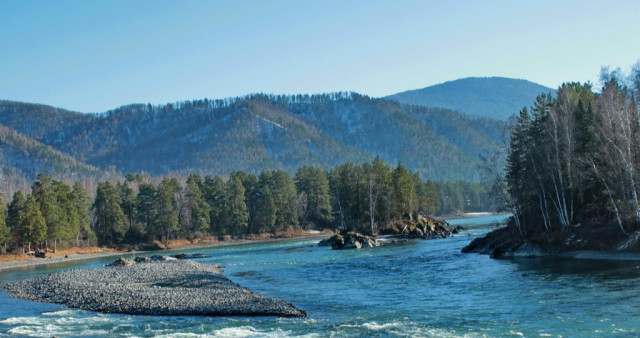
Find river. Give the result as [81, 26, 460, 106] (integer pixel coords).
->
[1, 214, 639, 336]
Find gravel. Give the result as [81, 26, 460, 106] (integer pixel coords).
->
[5, 260, 306, 317]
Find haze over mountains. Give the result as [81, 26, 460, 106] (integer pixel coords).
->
[0, 77, 552, 193]
[386, 77, 555, 120]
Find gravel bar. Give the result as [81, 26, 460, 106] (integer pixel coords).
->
[5, 260, 306, 317]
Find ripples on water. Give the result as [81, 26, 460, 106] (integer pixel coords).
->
[2, 214, 640, 337]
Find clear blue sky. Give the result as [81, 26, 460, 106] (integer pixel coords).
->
[1, 0, 639, 112]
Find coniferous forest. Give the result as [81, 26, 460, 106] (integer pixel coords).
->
[473, 65, 640, 252]
[0, 158, 494, 253]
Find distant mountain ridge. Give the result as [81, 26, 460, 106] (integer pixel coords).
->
[0, 93, 507, 182]
[385, 77, 555, 120]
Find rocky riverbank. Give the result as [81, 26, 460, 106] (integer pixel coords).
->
[461, 221, 640, 258]
[5, 259, 306, 317]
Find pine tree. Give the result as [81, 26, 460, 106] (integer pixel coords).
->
[71, 182, 96, 245]
[93, 182, 127, 245]
[184, 174, 210, 237]
[231, 171, 259, 233]
[117, 181, 137, 235]
[254, 184, 276, 233]
[204, 175, 228, 236]
[392, 163, 417, 220]
[136, 182, 156, 237]
[226, 176, 248, 236]
[21, 195, 46, 252]
[269, 170, 298, 230]
[153, 178, 180, 245]
[0, 190, 9, 252]
[31, 175, 65, 251]
[7, 191, 26, 244]
[295, 166, 333, 228]
[423, 180, 440, 215]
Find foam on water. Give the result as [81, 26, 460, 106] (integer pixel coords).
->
[208, 326, 292, 337]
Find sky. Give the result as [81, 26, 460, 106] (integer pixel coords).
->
[1, 0, 639, 113]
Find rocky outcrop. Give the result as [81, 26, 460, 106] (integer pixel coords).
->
[318, 231, 379, 250]
[461, 225, 549, 258]
[7, 260, 306, 317]
[34, 249, 47, 258]
[172, 253, 209, 260]
[319, 216, 460, 249]
[462, 220, 638, 258]
[106, 258, 135, 267]
[385, 215, 459, 240]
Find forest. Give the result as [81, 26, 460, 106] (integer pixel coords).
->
[0, 91, 505, 190]
[494, 64, 640, 248]
[0, 158, 494, 253]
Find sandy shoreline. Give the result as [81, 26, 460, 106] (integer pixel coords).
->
[0, 234, 330, 272]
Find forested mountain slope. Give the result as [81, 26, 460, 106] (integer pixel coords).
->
[0, 123, 105, 195]
[0, 94, 506, 181]
[386, 77, 555, 120]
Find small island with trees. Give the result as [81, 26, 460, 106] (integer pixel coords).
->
[465, 66, 640, 257]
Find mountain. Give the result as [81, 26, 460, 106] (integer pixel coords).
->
[0, 122, 106, 196]
[385, 77, 555, 120]
[0, 94, 507, 182]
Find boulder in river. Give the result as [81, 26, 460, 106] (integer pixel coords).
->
[106, 258, 135, 267]
[172, 253, 209, 260]
[318, 231, 379, 250]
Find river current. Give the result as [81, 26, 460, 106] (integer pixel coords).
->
[1, 214, 639, 337]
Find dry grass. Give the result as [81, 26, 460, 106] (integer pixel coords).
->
[166, 239, 193, 248]
[0, 253, 32, 262]
[51, 247, 103, 256]
[196, 236, 218, 244]
[245, 233, 273, 241]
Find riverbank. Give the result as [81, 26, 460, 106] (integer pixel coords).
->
[462, 221, 640, 259]
[6, 259, 306, 317]
[0, 231, 331, 271]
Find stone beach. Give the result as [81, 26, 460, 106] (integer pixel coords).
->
[5, 259, 306, 317]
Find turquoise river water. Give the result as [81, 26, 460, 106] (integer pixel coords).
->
[2, 214, 640, 337]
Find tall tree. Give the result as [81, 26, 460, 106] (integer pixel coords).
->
[204, 175, 228, 235]
[363, 158, 391, 234]
[392, 163, 417, 221]
[225, 176, 249, 236]
[0, 190, 9, 252]
[295, 166, 333, 229]
[31, 175, 65, 251]
[71, 182, 96, 246]
[21, 195, 47, 252]
[93, 182, 127, 245]
[183, 174, 210, 237]
[7, 191, 26, 245]
[136, 182, 156, 237]
[231, 171, 259, 233]
[153, 178, 180, 245]
[117, 181, 137, 236]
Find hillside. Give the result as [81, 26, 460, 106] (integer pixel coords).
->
[0, 94, 506, 181]
[385, 77, 555, 120]
[0, 123, 106, 195]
